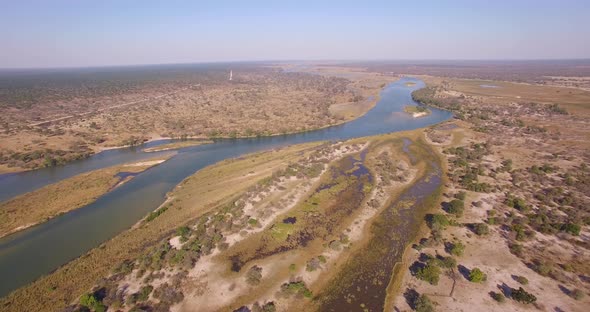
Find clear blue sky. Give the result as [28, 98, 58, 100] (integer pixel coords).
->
[1, 0, 589, 68]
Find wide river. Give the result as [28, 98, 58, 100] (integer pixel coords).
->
[0, 77, 452, 297]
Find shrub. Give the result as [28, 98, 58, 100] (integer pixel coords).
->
[80, 293, 106, 312]
[532, 260, 553, 277]
[449, 242, 465, 257]
[455, 191, 467, 200]
[509, 243, 524, 257]
[416, 264, 441, 285]
[491, 291, 505, 303]
[515, 275, 528, 285]
[306, 258, 321, 272]
[137, 285, 153, 301]
[439, 256, 457, 269]
[506, 195, 528, 212]
[262, 302, 277, 312]
[561, 223, 581, 236]
[415, 294, 435, 312]
[448, 199, 465, 217]
[428, 214, 450, 230]
[246, 265, 263, 285]
[146, 206, 168, 222]
[474, 223, 489, 236]
[571, 288, 585, 300]
[176, 226, 190, 238]
[511, 287, 537, 304]
[280, 281, 312, 298]
[468, 268, 487, 283]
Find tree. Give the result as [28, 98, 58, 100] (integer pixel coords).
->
[511, 287, 537, 304]
[474, 223, 489, 236]
[468, 268, 487, 283]
[80, 293, 106, 312]
[416, 264, 441, 285]
[415, 294, 435, 312]
[491, 291, 505, 303]
[561, 223, 581, 236]
[448, 199, 465, 217]
[449, 242, 465, 257]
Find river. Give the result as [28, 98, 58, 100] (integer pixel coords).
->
[0, 77, 452, 297]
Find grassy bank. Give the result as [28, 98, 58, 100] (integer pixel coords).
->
[143, 140, 213, 152]
[0, 156, 172, 239]
[0, 142, 323, 312]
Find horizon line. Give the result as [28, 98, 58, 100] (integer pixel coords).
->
[1, 58, 589, 71]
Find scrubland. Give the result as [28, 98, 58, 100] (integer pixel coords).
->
[0, 67, 392, 173]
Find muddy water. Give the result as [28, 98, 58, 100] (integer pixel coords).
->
[319, 139, 442, 311]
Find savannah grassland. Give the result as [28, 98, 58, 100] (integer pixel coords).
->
[0, 129, 445, 312]
[392, 76, 590, 311]
[0, 155, 172, 239]
[0, 66, 394, 173]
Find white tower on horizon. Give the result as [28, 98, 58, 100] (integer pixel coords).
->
[229, 70, 233, 81]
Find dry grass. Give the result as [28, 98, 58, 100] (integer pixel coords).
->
[142, 140, 213, 152]
[0, 156, 171, 239]
[0, 142, 323, 312]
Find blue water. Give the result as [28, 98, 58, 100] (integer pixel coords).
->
[0, 77, 451, 297]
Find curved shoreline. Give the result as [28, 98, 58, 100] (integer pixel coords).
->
[0, 78, 452, 301]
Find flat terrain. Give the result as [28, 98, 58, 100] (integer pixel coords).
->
[0, 66, 394, 173]
[2, 62, 589, 312]
[0, 155, 172, 238]
[393, 76, 590, 311]
[0, 129, 444, 312]
[143, 140, 213, 153]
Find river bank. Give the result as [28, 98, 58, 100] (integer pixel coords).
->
[0, 78, 452, 306]
[0, 155, 172, 239]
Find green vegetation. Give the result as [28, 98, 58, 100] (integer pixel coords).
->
[280, 281, 313, 298]
[448, 241, 465, 257]
[511, 287, 537, 304]
[80, 293, 106, 312]
[414, 294, 435, 312]
[468, 268, 487, 283]
[473, 223, 489, 236]
[416, 263, 441, 285]
[448, 199, 465, 216]
[515, 275, 528, 285]
[491, 291, 505, 303]
[427, 214, 450, 230]
[404, 105, 431, 115]
[145, 205, 169, 222]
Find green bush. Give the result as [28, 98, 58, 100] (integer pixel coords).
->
[455, 191, 467, 200]
[439, 256, 457, 269]
[428, 214, 450, 230]
[449, 242, 465, 257]
[474, 223, 489, 236]
[415, 294, 435, 312]
[511, 287, 537, 304]
[416, 264, 441, 285]
[468, 268, 487, 283]
[80, 293, 106, 312]
[448, 199, 465, 217]
[561, 223, 581, 236]
[280, 281, 313, 298]
[515, 275, 528, 285]
[137, 285, 153, 301]
[491, 291, 505, 303]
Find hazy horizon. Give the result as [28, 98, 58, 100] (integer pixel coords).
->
[2, 0, 589, 68]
